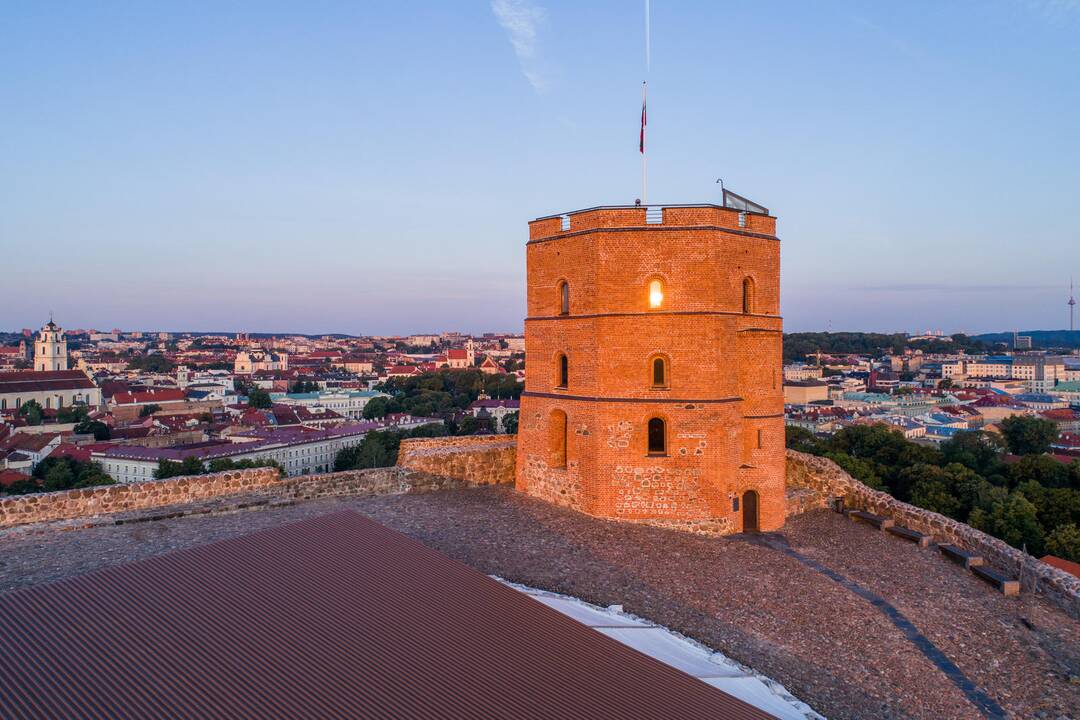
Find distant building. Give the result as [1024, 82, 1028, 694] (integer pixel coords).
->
[784, 380, 829, 405]
[783, 363, 823, 381]
[0, 370, 102, 412]
[272, 390, 387, 420]
[234, 350, 288, 375]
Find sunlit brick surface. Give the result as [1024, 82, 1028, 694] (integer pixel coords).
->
[516, 205, 786, 532]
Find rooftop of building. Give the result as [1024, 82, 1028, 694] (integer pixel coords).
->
[0, 486, 1076, 719]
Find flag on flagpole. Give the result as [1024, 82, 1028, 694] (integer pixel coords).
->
[639, 82, 647, 154]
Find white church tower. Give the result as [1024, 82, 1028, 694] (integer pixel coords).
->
[34, 319, 68, 372]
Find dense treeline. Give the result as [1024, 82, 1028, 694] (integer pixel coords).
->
[782, 332, 997, 362]
[369, 369, 522, 419]
[333, 424, 448, 470]
[787, 416, 1080, 561]
[973, 330, 1080, 350]
[2, 457, 115, 495]
[154, 457, 282, 479]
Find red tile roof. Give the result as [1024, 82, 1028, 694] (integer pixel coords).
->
[0, 511, 772, 719]
[1041, 555, 1080, 578]
[112, 388, 187, 405]
[0, 469, 31, 487]
[0, 370, 95, 394]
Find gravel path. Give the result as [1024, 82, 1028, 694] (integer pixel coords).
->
[1, 486, 1077, 720]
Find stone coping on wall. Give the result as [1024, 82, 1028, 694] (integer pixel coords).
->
[786, 449, 1080, 618]
[0, 466, 461, 532]
[397, 435, 518, 457]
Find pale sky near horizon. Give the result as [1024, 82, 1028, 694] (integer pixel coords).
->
[3, 1, 1078, 336]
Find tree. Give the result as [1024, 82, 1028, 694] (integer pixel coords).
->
[1007, 454, 1070, 489]
[1045, 523, 1080, 562]
[30, 457, 114, 493]
[969, 491, 1045, 556]
[940, 431, 1005, 476]
[139, 404, 162, 418]
[334, 425, 448, 471]
[785, 426, 824, 454]
[457, 416, 492, 435]
[13, 357, 30, 370]
[126, 354, 175, 373]
[999, 415, 1058, 456]
[74, 419, 111, 440]
[43, 462, 74, 492]
[362, 396, 390, 419]
[910, 474, 962, 519]
[939, 378, 955, 390]
[248, 387, 272, 409]
[18, 400, 43, 426]
[57, 405, 89, 424]
[502, 411, 519, 435]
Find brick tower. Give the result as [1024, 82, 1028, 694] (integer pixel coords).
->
[515, 196, 785, 533]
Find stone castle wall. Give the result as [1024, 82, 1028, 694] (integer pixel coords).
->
[0, 465, 463, 529]
[397, 435, 517, 486]
[787, 449, 1080, 617]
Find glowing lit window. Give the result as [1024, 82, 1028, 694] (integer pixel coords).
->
[648, 279, 664, 309]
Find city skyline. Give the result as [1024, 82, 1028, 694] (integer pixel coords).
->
[4, 1, 1080, 334]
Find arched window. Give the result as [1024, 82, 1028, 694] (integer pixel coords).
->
[555, 352, 568, 388]
[648, 278, 664, 309]
[650, 355, 668, 388]
[647, 417, 666, 455]
[557, 280, 569, 315]
[549, 409, 568, 467]
[742, 277, 755, 314]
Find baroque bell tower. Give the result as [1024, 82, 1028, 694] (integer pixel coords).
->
[34, 318, 68, 372]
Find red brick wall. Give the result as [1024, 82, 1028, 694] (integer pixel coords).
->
[517, 205, 786, 532]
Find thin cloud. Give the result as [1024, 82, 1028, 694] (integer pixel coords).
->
[491, 0, 548, 92]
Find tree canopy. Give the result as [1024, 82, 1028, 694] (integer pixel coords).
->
[789, 425, 1080, 560]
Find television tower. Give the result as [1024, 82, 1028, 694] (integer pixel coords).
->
[1069, 278, 1076, 332]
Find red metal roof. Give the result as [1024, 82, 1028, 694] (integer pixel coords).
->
[0, 511, 774, 719]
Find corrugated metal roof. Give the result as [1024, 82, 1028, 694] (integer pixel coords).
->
[0, 511, 775, 719]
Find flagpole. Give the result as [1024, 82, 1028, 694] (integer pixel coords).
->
[642, 81, 647, 204]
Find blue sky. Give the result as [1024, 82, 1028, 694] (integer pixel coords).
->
[2, 1, 1078, 335]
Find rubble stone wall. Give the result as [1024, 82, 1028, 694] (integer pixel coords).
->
[0, 465, 461, 529]
[787, 449, 1080, 618]
[397, 435, 517, 486]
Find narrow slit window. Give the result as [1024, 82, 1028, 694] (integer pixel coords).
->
[556, 353, 568, 388]
[647, 417, 666, 455]
[558, 281, 569, 315]
[742, 277, 755, 314]
[651, 357, 667, 388]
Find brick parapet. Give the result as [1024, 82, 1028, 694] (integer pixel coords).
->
[786, 449, 1080, 618]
